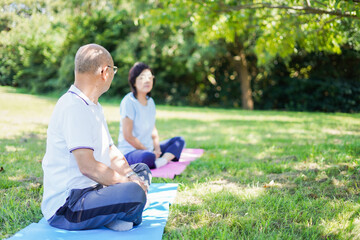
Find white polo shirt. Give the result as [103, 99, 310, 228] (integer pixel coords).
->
[41, 85, 113, 220]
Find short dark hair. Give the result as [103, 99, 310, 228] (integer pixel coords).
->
[128, 62, 155, 98]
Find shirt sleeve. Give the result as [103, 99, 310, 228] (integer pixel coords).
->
[63, 105, 95, 152]
[120, 96, 135, 120]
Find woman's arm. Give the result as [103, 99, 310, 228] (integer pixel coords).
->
[122, 117, 147, 150]
[152, 126, 161, 158]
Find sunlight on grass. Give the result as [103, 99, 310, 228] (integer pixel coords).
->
[256, 145, 286, 159]
[5, 145, 25, 152]
[170, 180, 265, 232]
[8, 176, 28, 181]
[350, 218, 360, 239]
[186, 180, 265, 201]
[322, 128, 360, 136]
[0, 88, 54, 139]
[156, 110, 307, 123]
[320, 208, 358, 238]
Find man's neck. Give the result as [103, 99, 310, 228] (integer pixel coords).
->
[74, 76, 100, 104]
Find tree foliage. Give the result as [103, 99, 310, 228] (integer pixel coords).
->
[0, 0, 359, 112]
[147, 0, 360, 109]
[149, 0, 360, 62]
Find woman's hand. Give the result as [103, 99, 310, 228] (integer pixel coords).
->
[153, 149, 162, 158]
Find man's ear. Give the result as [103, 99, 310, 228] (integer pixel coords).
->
[100, 66, 108, 81]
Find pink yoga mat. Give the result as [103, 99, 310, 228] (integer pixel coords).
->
[151, 148, 204, 179]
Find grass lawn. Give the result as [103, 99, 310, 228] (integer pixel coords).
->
[1, 86, 360, 239]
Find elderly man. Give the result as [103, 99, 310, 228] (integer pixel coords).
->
[41, 43, 151, 231]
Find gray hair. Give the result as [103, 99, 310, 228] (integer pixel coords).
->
[74, 44, 112, 74]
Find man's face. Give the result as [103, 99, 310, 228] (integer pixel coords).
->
[103, 63, 117, 92]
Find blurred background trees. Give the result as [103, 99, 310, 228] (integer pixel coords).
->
[1, 0, 360, 112]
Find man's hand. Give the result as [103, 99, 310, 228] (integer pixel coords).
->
[129, 174, 149, 193]
[109, 145, 149, 193]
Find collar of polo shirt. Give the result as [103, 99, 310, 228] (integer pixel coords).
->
[68, 85, 97, 106]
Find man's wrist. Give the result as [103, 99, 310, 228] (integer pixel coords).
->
[126, 171, 137, 178]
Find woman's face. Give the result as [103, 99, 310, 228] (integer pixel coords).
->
[134, 69, 154, 95]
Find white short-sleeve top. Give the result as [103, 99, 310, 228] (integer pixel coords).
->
[117, 92, 156, 154]
[41, 85, 113, 220]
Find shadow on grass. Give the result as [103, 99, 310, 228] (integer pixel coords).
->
[165, 165, 360, 239]
[0, 128, 46, 238]
[106, 116, 360, 239]
[107, 116, 345, 151]
[2, 96, 359, 239]
[0, 131, 45, 186]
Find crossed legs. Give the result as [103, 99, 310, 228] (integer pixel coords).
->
[125, 136, 185, 169]
[48, 163, 151, 230]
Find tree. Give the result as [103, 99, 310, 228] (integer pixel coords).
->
[0, 0, 67, 90]
[147, 0, 360, 110]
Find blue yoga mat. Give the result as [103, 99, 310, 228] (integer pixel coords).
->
[8, 183, 178, 240]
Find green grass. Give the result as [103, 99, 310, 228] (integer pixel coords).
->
[1, 86, 360, 239]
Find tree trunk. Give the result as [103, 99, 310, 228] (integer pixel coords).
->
[234, 49, 254, 110]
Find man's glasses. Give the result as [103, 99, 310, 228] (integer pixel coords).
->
[108, 65, 118, 74]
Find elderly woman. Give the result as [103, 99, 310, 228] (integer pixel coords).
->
[117, 62, 185, 169]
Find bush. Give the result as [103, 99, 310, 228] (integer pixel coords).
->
[0, 13, 65, 93]
[254, 49, 360, 112]
[256, 77, 360, 112]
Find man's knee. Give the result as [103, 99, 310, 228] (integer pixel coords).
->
[118, 182, 146, 204]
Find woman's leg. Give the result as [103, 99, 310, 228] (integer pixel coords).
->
[125, 150, 156, 169]
[159, 136, 185, 162]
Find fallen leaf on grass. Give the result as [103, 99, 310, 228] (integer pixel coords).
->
[308, 193, 318, 199]
[264, 180, 275, 188]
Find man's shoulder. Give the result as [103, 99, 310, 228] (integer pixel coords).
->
[55, 92, 91, 115]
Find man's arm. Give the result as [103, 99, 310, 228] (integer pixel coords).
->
[72, 148, 129, 186]
[109, 144, 133, 176]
